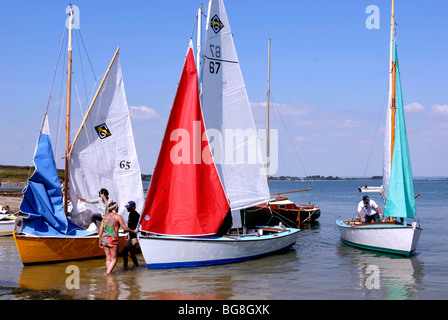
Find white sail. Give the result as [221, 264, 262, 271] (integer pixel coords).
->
[382, 1, 395, 201]
[201, 0, 271, 210]
[69, 53, 144, 224]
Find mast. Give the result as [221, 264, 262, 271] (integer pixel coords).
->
[266, 38, 271, 177]
[389, 0, 396, 164]
[196, 6, 202, 74]
[64, 7, 74, 215]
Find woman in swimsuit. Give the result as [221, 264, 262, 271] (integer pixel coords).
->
[98, 202, 138, 274]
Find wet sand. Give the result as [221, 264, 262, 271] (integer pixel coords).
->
[0, 178, 24, 212]
[0, 192, 22, 213]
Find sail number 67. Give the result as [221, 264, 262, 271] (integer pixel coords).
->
[209, 45, 221, 74]
[209, 61, 221, 74]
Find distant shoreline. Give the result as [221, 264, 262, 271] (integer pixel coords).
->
[1, 165, 446, 186]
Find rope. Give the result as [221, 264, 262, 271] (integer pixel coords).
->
[270, 93, 311, 184]
[363, 80, 389, 178]
[45, 27, 67, 114]
[77, 29, 97, 81]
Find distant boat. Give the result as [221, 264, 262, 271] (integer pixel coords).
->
[138, 0, 300, 269]
[0, 209, 15, 237]
[13, 7, 144, 265]
[337, 0, 422, 256]
[242, 194, 320, 228]
[358, 185, 383, 193]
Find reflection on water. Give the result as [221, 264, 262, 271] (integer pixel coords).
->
[17, 249, 300, 300]
[336, 243, 424, 300]
[0, 180, 446, 300]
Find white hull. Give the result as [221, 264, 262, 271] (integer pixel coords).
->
[0, 218, 16, 236]
[336, 220, 422, 256]
[139, 227, 300, 268]
[358, 186, 382, 193]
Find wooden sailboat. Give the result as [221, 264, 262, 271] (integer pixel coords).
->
[138, 0, 300, 269]
[242, 39, 320, 228]
[13, 7, 144, 265]
[336, 0, 422, 256]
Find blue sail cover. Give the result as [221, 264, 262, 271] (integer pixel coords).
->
[20, 119, 93, 236]
[384, 33, 416, 219]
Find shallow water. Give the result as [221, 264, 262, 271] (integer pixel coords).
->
[0, 179, 447, 300]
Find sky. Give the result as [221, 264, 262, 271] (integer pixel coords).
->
[0, 0, 447, 178]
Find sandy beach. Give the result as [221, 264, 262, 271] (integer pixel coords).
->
[0, 179, 25, 213]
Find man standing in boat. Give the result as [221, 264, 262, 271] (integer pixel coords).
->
[357, 195, 382, 223]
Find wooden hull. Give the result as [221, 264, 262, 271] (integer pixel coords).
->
[13, 232, 127, 265]
[336, 220, 422, 256]
[139, 226, 300, 269]
[242, 197, 320, 228]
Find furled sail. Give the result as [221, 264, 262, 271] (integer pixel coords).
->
[201, 0, 271, 210]
[383, 32, 416, 219]
[139, 43, 230, 236]
[19, 115, 92, 236]
[69, 52, 144, 224]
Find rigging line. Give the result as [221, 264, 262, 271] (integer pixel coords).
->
[270, 93, 311, 182]
[363, 80, 389, 178]
[77, 29, 97, 81]
[190, 12, 198, 41]
[55, 32, 69, 160]
[75, 30, 90, 106]
[45, 27, 67, 114]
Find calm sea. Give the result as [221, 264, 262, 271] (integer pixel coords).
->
[1, 179, 447, 300]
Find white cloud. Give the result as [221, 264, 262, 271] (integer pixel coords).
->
[310, 148, 327, 154]
[404, 102, 425, 113]
[250, 101, 312, 117]
[129, 106, 159, 120]
[338, 119, 358, 128]
[431, 104, 448, 116]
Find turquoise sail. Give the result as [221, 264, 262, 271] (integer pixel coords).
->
[384, 32, 416, 219]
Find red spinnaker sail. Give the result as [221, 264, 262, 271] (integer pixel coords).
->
[139, 46, 229, 235]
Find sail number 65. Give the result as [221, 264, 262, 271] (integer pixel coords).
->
[120, 160, 131, 170]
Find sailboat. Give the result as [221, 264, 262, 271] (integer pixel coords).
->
[0, 208, 16, 237]
[242, 39, 320, 229]
[336, 0, 422, 256]
[13, 7, 144, 265]
[138, 0, 300, 269]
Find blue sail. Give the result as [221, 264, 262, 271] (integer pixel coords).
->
[384, 33, 416, 219]
[19, 116, 92, 236]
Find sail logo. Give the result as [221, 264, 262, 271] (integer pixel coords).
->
[210, 15, 224, 34]
[95, 123, 112, 139]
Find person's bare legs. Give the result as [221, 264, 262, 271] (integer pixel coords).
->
[105, 245, 118, 274]
[103, 246, 112, 274]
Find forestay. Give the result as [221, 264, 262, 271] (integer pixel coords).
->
[201, 0, 271, 210]
[69, 53, 144, 224]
